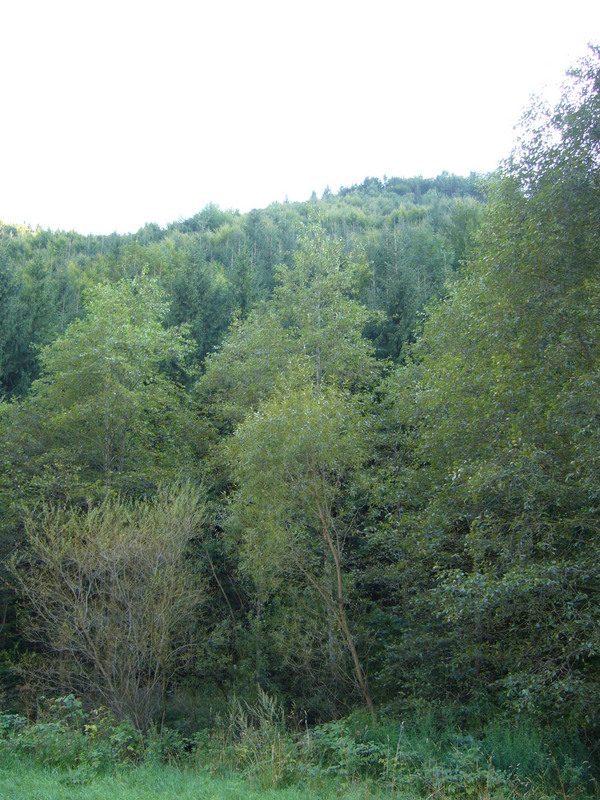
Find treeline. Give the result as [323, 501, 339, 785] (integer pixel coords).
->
[0, 171, 482, 399]
[1, 45, 599, 784]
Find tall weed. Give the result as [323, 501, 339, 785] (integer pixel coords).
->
[198, 687, 296, 789]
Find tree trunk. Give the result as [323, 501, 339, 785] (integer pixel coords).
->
[314, 491, 376, 718]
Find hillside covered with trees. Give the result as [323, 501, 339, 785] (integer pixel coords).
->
[0, 46, 598, 799]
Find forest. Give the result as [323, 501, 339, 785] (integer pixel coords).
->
[0, 47, 598, 799]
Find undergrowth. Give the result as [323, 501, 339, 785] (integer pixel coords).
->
[1, 691, 598, 798]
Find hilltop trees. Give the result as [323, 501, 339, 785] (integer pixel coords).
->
[199, 217, 380, 430]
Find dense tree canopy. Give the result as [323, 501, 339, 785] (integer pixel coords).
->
[380, 45, 600, 727]
[199, 217, 381, 432]
[1, 48, 599, 789]
[1, 273, 199, 509]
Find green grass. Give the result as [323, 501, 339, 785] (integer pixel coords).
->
[2, 698, 598, 799]
[0, 756, 399, 800]
[0, 754, 578, 800]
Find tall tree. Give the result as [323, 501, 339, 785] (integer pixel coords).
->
[199, 216, 379, 432]
[216, 221, 381, 714]
[1, 272, 199, 507]
[227, 379, 376, 715]
[382, 46, 600, 726]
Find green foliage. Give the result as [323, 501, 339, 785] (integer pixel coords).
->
[0, 696, 151, 773]
[200, 216, 381, 434]
[225, 375, 375, 712]
[227, 381, 369, 587]
[0, 252, 33, 398]
[270, 218, 377, 391]
[300, 713, 595, 797]
[0, 701, 595, 798]
[0, 696, 87, 768]
[166, 253, 237, 361]
[198, 688, 296, 790]
[199, 305, 293, 434]
[380, 45, 600, 729]
[2, 47, 600, 795]
[1, 272, 200, 507]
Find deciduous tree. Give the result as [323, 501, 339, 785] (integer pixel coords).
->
[382, 46, 600, 726]
[1, 272, 199, 507]
[227, 379, 375, 715]
[10, 485, 205, 730]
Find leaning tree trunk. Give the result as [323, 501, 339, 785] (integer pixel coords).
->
[314, 490, 376, 718]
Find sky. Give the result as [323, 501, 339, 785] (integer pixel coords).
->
[2, 1, 599, 235]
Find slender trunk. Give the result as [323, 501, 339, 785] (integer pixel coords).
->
[314, 490, 376, 718]
[160, 662, 167, 732]
[255, 594, 263, 684]
[315, 342, 321, 391]
[324, 540, 337, 670]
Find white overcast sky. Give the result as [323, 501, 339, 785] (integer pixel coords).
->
[2, 1, 599, 234]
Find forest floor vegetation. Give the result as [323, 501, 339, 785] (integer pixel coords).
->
[0, 694, 597, 799]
